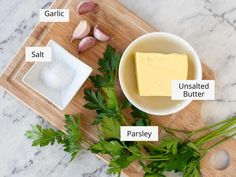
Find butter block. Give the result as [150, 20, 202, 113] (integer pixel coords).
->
[135, 52, 188, 96]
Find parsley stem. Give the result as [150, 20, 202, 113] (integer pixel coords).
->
[187, 117, 236, 139]
[194, 118, 236, 146]
[143, 142, 169, 152]
[121, 142, 140, 156]
[154, 117, 236, 141]
[111, 85, 130, 126]
[121, 142, 168, 160]
[152, 121, 192, 133]
[140, 157, 170, 161]
[206, 132, 236, 151]
[196, 126, 236, 146]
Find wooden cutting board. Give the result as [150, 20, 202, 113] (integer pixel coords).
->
[0, 0, 235, 176]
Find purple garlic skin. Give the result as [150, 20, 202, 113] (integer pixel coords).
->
[71, 20, 91, 42]
[78, 36, 96, 53]
[77, 0, 98, 15]
[93, 25, 110, 41]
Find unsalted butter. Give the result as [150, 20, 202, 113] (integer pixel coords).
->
[135, 52, 188, 96]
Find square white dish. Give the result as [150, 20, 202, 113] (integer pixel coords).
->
[22, 39, 92, 110]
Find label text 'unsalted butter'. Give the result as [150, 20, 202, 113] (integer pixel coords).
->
[120, 126, 158, 141]
[172, 80, 215, 100]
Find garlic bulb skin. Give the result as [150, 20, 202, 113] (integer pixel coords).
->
[77, 0, 97, 15]
[93, 25, 110, 41]
[71, 20, 91, 42]
[78, 36, 96, 53]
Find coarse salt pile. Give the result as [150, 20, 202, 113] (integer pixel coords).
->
[40, 60, 75, 91]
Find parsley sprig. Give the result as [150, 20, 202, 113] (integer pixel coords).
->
[25, 115, 81, 161]
[26, 45, 236, 177]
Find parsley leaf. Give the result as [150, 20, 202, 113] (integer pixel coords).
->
[99, 45, 121, 74]
[159, 136, 179, 155]
[131, 106, 148, 119]
[163, 144, 195, 172]
[92, 109, 119, 125]
[102, 87, 119, 111]
[25, 125, 63, 147]
[102, 116, 120, 139]
[131, 106, 149, 126]
[90, 140, 124, 156]
[63, 115, 81, 161]
[84, 87, 120, 125]
[25, 115, 81, 161]
[121, 98, 132, 109]
[84, 45, 121, 125]
[90, 45, 121, 88]
[84, 89, 106, 111]
[108, 153, 138, 176]
[90, 75, 112, 88]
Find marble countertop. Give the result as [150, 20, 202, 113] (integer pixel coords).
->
[1, 0, 236, 176]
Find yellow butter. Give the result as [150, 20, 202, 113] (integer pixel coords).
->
[135, 52, 188, 96]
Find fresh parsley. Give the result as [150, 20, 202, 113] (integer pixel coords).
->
[101, 116, 120, 139]
[25, 125, 64, 146]
[25, 115, 81, 161]
[90, 45, 121, 88]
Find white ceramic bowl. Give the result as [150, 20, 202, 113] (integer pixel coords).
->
[22, 40, 92, 110]
[119, 32, 202, 115]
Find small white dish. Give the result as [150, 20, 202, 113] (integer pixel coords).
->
[22, 40, 92, 110]
[119, 32, 202, 115]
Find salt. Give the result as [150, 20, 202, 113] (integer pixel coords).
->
[40, 60, 75, 91]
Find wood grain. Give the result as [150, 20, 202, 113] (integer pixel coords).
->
[0, 0, 235, 176]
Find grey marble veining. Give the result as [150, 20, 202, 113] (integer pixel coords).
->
[1, 0, 236, 177]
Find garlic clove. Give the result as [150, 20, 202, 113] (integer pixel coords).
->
[71, 20, 91, 42]
[77, 0, 97, 15]
[93, 25, 110, 41]
[78, 36, 96, 53]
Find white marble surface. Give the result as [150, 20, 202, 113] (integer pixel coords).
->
[1, 0, 236, 176]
